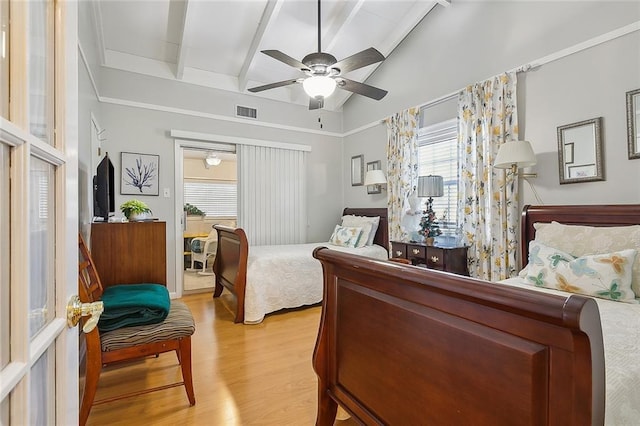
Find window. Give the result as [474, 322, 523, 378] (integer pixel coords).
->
[417, 118, 458, 232]
[184, 180, 237, 217]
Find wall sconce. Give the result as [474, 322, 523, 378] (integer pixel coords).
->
[494, 140, 537, 178]
[364, 169, 386, 194]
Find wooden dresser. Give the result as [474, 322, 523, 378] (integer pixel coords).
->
[90, 221, 166, 288]
[390, 241, 469, 276]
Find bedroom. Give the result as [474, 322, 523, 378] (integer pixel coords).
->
[1, 0, 639, 424]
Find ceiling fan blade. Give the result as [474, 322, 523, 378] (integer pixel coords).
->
[248, 79, 299, 93]
[337, 78, 387, 100]
[331, 47, 385, 74]
[309, 97, 324, 110]
[261, 50, 309, 71]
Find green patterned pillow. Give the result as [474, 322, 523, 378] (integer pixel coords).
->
[329, 225, 363, 248]
[525, 241, 638, 303]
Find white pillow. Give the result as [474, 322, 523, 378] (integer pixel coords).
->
[329, 225, 364, 248]
[341, 215, 380, 246]
[525, 241, 637, 303]
[525, 221, 640, 296]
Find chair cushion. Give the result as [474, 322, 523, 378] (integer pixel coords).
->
[100, 300, 195, 352]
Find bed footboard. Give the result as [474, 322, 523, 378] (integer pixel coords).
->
[212, 225, 248, 323]
[312, 248, 605, 426]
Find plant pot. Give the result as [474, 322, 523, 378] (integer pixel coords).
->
[425, 237, 435, 246]
[128, 212, 150, 221]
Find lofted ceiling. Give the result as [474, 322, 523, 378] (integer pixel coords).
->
[89, 0, 450, 112]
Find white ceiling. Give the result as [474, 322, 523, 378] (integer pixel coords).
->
[90, 0, 449, 111]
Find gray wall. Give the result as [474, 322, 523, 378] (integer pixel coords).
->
[342, 1, 640, 208]
[96, 101, 343, 293]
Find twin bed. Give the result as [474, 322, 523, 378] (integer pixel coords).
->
[313, 204, 640, 425]
[212, 207, 389, 324]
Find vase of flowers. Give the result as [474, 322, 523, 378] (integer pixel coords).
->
[120, 199, 152, 221]
[418, 199, 442, 245]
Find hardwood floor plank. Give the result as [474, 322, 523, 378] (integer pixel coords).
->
[85, 292, 355, 425]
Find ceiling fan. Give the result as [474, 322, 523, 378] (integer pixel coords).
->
[248, 0, 388, 110]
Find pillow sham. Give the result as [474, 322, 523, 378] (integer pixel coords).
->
[528, 221, 640, 296]
[525, 240, 638, 303]
[341, 215, 380, 246]
[329, 225, 364, 248]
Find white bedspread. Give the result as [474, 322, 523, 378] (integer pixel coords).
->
[501, 277, 640, 425]
[244, 243, 388, 324]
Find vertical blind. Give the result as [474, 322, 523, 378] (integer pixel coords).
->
[237, 144, 307, 245]
[417, 118, 458, 231]
[183, 180, 237, 217]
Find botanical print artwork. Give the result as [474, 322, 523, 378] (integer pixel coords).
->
[121, 152, 159, 195]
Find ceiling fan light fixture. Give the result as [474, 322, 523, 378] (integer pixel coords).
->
[303, 76, 336, 99]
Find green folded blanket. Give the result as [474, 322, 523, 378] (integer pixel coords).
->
[98, 283, 170, 332]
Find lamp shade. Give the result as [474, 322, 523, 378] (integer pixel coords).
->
[417, 175, 444, 198]
[494, 140, 536, 169]
[303, 76, 337, 98]
[364, 169, 386, 186]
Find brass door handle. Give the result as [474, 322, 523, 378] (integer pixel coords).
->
[67, 295, 104, 333]
[395, 250, 403, 256]
[430, 256, 439, 263]
[412, 249, 420, 255]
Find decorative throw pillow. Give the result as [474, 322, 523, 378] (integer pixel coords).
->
[341, 215, 380, 246]
[531, 221, 640, 296]
[525, 241, 638, 303]
[329, 225, 364, 248]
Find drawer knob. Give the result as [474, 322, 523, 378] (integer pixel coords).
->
[430, 256, 439, 263]
[412, 248, 420, 255]
[395, 250, 402, 256]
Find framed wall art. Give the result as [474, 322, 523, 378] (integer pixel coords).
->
[557, 117, 604, 184]
[121, 152, 159, 195]
[351, 154, 364, 186]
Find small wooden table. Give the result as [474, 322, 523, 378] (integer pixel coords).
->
[390, 241, 469, 276]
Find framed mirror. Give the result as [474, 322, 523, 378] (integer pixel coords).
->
[557, 117, 604, 184]
[626, 88, 640, 160]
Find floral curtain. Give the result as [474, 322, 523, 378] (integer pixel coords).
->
[385, 107, 420, 245]
[457, 72, 519, 281]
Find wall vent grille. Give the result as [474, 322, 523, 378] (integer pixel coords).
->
[236, 105, 257, 119]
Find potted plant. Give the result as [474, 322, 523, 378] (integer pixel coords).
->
[120, 199, 152, 221]
[418, 202, 442, 245]
[184, 203, 205, 216]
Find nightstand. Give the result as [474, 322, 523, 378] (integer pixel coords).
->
[390, 241, 469, 276]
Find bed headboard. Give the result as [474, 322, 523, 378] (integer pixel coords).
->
[521, 204, 640, 266]
[342, 207, 389, 250]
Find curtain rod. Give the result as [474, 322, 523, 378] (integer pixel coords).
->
[343, 20, 639, 138]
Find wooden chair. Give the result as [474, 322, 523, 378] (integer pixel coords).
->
[78, 234, 196, 426]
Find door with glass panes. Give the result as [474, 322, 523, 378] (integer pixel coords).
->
[0, 1, 80, 424]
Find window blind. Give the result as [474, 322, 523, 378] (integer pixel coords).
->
[417, 119, 458, 231]
[184, 180, 237, 217]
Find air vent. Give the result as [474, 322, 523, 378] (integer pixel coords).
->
[236, 105, 257, 119]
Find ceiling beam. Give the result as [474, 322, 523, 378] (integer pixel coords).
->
[332, 1, 440, 109]
[322, 0, 364, 53]
[174, 0, 193, 81]
[89, 0, 107, 66]
[238, 0, 285, 92]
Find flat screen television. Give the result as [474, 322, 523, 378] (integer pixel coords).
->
[93, 153, 115, 221]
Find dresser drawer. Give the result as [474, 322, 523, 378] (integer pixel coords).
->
[426, 247, 444, 270]
[391, 242, 407, 259]
[407, 244, 426, 259]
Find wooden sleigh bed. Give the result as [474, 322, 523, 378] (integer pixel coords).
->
[312, 204, 640, 425]
[212, 207, 389, 323]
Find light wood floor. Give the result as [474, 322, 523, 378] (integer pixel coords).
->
[86, 291, 355, 425]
